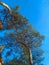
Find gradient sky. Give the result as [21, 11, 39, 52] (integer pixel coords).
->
[0, 0, 49, 65]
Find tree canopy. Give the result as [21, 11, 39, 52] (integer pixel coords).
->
[0, 6, 44, 65]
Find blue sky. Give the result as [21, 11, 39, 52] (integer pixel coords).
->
[0, 0, 49, 65]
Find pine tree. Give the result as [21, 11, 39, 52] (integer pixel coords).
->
[0, 5, 44, 65]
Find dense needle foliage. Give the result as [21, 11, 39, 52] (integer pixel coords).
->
[0, 6, 44, 65]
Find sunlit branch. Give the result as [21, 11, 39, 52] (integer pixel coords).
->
[0, 2, 11, 12]
[16, 40, 34, 65]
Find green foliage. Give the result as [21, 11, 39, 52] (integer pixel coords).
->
[0, 6, 44, 65]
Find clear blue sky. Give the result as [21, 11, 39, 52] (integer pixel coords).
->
[0, 0, 49, 65]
